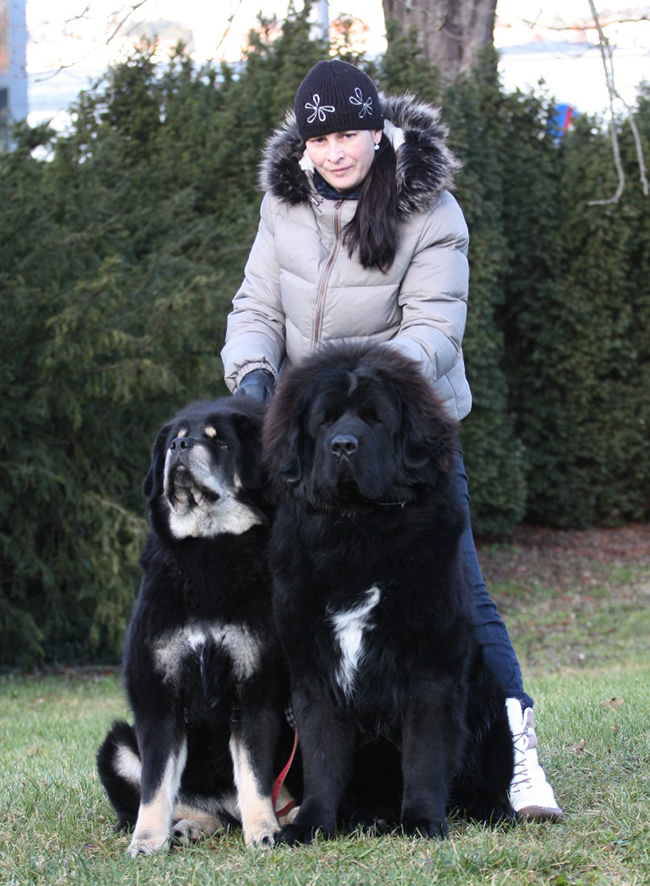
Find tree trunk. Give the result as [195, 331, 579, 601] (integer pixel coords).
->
[382, 0, 497, 84]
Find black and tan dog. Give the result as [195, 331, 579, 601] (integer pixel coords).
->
[97, 397, 296, 856]
[263, 343, 514, 845]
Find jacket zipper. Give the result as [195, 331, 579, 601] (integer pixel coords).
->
[313, 199, 344, 350]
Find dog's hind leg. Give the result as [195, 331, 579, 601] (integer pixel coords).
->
[451, 682, 516, 827]
[127, 738, 188, 857]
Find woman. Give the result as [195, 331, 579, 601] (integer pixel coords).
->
[221, 59, 561, 820]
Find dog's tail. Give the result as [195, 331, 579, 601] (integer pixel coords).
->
[96, 720, 141, 831]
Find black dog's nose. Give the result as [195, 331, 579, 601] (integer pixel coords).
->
[170, 437, 194, 452]
[330, 434, 359, 458]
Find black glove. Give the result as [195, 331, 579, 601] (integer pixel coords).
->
[236, 369, 275, 404]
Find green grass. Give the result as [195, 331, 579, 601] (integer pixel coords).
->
[2, 556, 650, 885]
[496, 563, 650, 673]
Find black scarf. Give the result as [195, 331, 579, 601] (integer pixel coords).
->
[312, 169, 361, 201]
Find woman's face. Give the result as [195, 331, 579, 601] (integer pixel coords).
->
[305, 129, 382, 191]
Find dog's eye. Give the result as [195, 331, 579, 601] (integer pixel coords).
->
[359, 409, 381, 426]
[311, 417, 333, 436]
[204, 426, 229, 448]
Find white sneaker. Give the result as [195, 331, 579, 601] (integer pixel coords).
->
[506, 698, 563, 820]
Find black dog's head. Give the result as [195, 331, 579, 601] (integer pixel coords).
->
[262, 344, 458, 510]
[144, 397, 271, 540]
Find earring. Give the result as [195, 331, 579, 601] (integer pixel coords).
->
[374, 143, 380, 151]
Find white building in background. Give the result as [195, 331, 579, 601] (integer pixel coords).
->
[0, 0, 28, 149]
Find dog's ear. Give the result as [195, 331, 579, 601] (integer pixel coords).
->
[275, 427, 303, 486]
[262, 386, 308, 490]
[402, 437, 431, 471]
[232, 411, 266, 491]
[143, 423, 172, 501]
[397, 381, 458, 477]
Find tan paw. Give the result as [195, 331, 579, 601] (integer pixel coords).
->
[172, 819, 206, 844]
[243, 818, 280, 848]
[126, 830, 170, 857]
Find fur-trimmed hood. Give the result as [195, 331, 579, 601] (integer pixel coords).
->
[259, 93, 461, 219]
[223, 91, 472, 424]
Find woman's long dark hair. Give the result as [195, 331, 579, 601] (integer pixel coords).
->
[342, 133, 398, 272]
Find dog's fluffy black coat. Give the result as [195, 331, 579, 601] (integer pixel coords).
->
[97, 397, 296, 856]
[262, 344, 514, 844]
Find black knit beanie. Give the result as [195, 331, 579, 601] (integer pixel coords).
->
[294, 59, 384, 140]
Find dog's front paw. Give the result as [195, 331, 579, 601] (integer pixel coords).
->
[127, 830, 170, 857]
[401, 817, 448, 840]
[484, 802, 519, 828]
[497, 803, 518, 826]
[274, 821, 332, 847]
[243, 817, 280, 849]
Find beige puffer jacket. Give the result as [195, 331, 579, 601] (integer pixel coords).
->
[221, 93, 472, 421]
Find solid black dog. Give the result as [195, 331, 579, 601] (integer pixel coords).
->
[262, 343, 514, 845]
[97, 397, 296, 856]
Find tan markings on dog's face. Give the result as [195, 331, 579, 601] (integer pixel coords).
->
[162, 440, 262, 539]
[127, 741, 188, 858]
[176, 427, 188, 437]
[204, 426, 217, 438]
[229, 734, 279, 848]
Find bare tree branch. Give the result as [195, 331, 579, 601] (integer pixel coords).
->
[32, 0, 153, 83]
[105, 0, 150, 45]
[213, 0, 245, 58]
[626, 107, 650, 196]
[517, 12, 650, 31]
[587, 0, 626, 204]
[586, 0, 649, 205]
[68, 5, 92, 24]
[34, 0, 246, 85]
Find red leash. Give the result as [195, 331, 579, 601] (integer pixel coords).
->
[272, 729, 298, 818]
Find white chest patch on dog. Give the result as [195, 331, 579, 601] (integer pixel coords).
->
[329, 585, 381, 697]
[154, 622, 262, 683]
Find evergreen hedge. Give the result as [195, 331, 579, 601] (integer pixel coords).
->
[1, 9, 648, 666]
[501, 90, 650, 527]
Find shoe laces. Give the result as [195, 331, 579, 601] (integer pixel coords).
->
[511, 728, 533, 789]
[511, 716, 538, 790]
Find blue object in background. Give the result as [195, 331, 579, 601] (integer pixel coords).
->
[550, 103, 577, 138]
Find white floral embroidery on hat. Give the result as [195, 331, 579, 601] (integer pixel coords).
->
[349, 87, 373, 118]
[305, 94, 336, 124]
